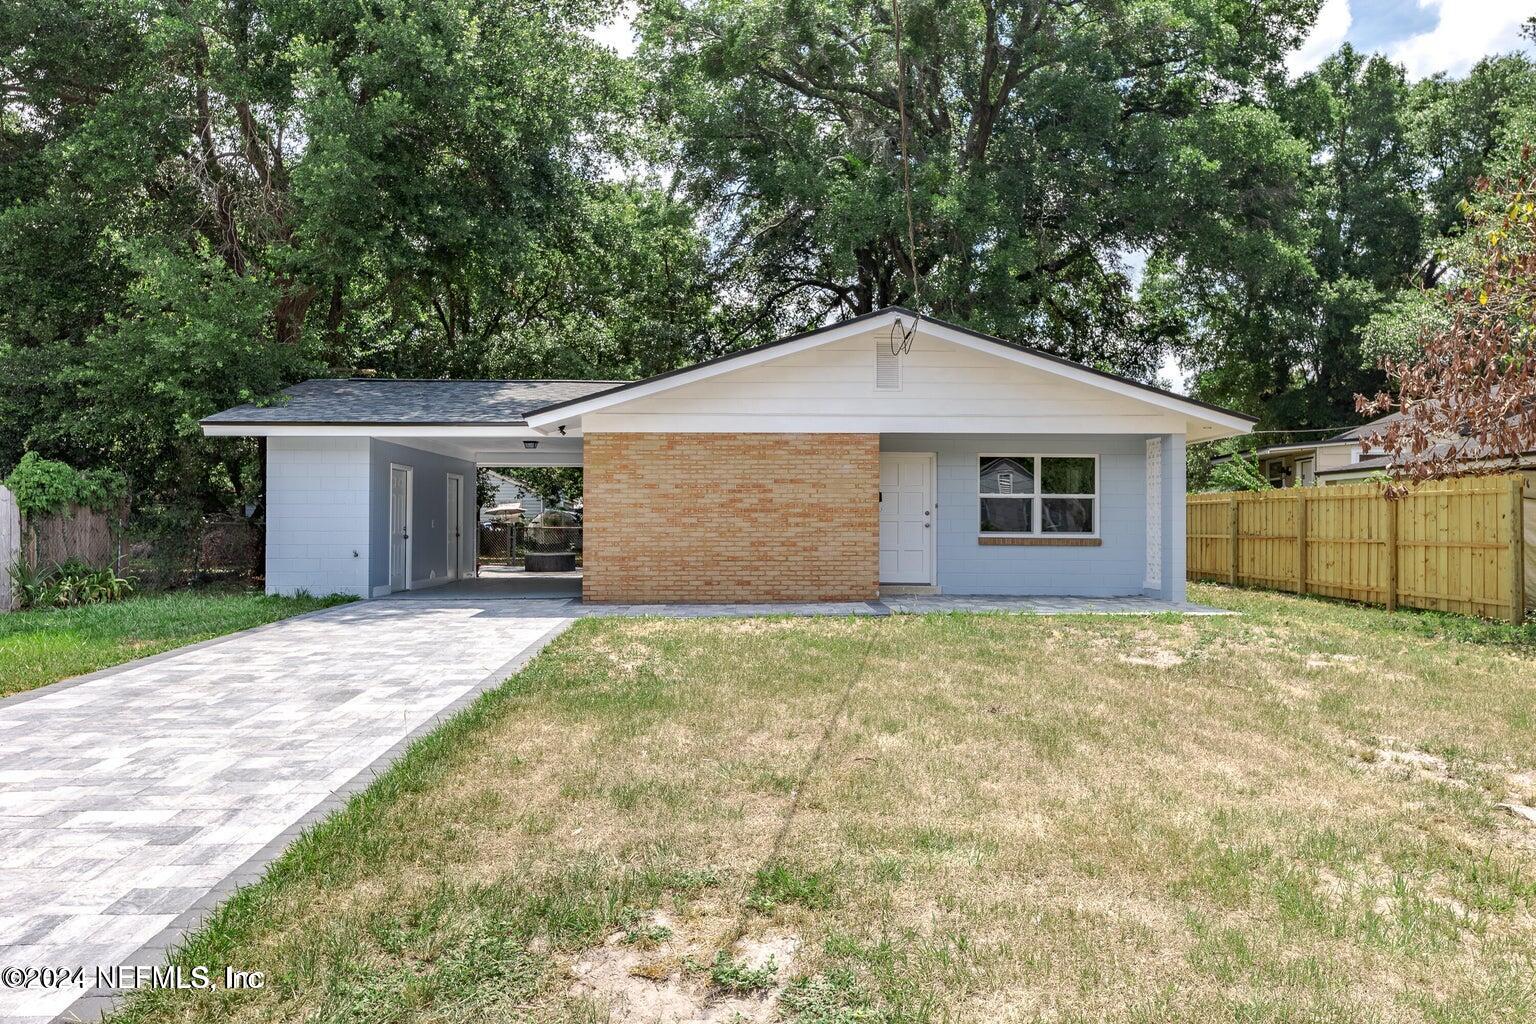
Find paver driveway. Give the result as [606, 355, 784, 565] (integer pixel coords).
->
[0, 598, 575, 1023]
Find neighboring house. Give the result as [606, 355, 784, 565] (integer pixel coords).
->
[481, 470, 544, 522]
[202, 308, 1254, 602]
[1230, 411, 1536, 487]
[1228, 418, 1398, 488]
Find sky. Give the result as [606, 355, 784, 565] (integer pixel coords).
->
[588, 1, 1536, 391]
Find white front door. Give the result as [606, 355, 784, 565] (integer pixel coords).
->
[1295, 456, 1316, 486]
[389, 465, 411, 592]
[879, 453, 934, 584]
[446, 473, 464, 580]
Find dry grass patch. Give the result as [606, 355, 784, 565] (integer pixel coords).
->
[114, 587, 1536, 1024]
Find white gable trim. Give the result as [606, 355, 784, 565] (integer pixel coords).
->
[523, 310, 1252, 436]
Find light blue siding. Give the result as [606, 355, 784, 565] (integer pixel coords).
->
[880, 434, 1181, 600]
[367, 439, 478, 594]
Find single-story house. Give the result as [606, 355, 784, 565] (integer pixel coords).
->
[1218, 416, 1401, 488]
[1223, 410, 1536, 487]
[202, 308, 1255, 603]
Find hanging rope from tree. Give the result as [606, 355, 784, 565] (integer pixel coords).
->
[888, 0, 922, 356]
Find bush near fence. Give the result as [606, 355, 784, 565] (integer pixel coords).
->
[1, 484, 266, 609]
[1188, 474, 1532, 624]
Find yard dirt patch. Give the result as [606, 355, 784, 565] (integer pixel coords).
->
[112, 586, 1536, 1024]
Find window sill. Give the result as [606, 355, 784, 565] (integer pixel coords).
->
[978, 536, 1102, 547]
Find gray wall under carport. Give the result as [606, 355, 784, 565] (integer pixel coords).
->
[367, 439, 478, 595]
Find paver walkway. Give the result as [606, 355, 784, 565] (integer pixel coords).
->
[0, 600, 574, 1023]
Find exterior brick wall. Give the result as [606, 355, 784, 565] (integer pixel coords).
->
[583, 432, 879, 603]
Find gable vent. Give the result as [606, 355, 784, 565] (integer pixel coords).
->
[875, 343, 903, 391]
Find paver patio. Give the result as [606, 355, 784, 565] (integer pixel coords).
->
[0, 591, 1218, 1022]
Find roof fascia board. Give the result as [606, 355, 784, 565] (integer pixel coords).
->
[201, 423, 547, 438]
[1253, 439, 1358, 457]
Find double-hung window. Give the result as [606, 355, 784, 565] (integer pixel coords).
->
[978, 455, 1098, 536]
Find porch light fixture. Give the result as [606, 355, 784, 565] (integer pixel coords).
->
[523, 439, 539, 449]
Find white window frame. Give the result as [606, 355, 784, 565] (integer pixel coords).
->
[978, 454, 1100, 538]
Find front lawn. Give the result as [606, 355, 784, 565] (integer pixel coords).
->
[0, 589, 352, 698]
[116, 586, 1536, 1023]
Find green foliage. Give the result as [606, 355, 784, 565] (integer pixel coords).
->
[1206, 452, 1275, 493]
[682, 951, 778, 994]
[0, 0, 713, 527]
[497, 468, 584, 509]
[746, 861, 838, 912]
[8, 559, 134, 610]
[1188, 438, 1274, 493]
[4, 0, 1535, 518]
[3, 452, 126, 518]
[641, 0, 1321, 375]
[1164, 48, 1536, 430]
[782, 970, 892, 1023]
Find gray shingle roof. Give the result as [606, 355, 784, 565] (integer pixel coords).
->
[202, 379, 629, 426]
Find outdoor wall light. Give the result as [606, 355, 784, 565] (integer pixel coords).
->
[523, 440, 538, 449]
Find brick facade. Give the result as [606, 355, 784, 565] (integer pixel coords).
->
[582, 432, 879, 603]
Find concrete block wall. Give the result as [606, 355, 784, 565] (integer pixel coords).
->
[265, 437, 371, 597]
[583, 432, 879, 603]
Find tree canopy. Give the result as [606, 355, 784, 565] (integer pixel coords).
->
[640, 0, 1319, 374]
[2, 0, 1534, 527]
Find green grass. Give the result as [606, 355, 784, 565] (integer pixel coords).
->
[0, 588, 352, 697]
[109, 587, 1536, 1023]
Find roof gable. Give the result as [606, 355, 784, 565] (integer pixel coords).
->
[524, 308, 1255, 437]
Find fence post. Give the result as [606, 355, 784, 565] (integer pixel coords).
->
[1385, 493, 1399, 613]
[1228, 494, 1239, 586]
[1295, 488, 1308, 595]
[1512, 476, 1526, 625]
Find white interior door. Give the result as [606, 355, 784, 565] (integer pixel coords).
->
[389, 465, 411, 591]
[446, 473, 463, 579]
[879, 453, 934, 584]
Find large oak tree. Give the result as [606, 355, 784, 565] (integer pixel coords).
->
[639, 0, 1320, 373]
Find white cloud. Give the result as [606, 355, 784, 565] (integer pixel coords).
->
[1387, 0, 1532, 79]
[1287, 0, 1353, 77]
[589, 4, 639, 57]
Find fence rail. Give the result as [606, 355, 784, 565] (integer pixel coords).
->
[1188, 475, 1529, 623]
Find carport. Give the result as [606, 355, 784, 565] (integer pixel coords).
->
[202, 379, 609, 598]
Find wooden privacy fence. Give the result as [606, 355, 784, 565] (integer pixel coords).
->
[0, 486, 19, 611]
[1188, 475, 1529, 624]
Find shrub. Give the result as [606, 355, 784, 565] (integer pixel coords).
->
[3, 452, 127, 518]
[8, 559, 135, 610]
